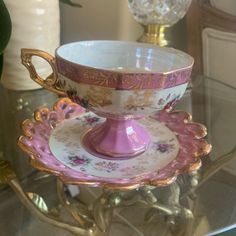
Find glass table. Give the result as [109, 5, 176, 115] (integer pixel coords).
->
[0, 75, 236, 236]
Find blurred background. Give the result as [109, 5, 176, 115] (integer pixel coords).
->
[59, 0, 186, 49]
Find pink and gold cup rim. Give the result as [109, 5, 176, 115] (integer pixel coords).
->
[55, 40, 194, 90]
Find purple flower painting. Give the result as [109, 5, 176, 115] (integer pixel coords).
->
[68, 155, 91, 167]
[153, 141, 175, 154]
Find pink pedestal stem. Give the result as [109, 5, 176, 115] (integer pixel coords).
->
[83, 118, 150, 159]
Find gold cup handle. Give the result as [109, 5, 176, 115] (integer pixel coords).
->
[21, 48, 66, 96]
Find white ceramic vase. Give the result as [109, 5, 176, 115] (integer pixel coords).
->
[1, 0, 60, 91]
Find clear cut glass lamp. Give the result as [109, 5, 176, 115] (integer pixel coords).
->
[127, 0, 192, 46]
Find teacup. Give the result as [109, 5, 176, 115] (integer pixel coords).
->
[21, 40, 193, 158]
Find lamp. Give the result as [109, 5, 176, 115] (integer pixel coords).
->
[127, 0, 192, 46]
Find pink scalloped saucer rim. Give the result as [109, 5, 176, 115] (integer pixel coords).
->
[18, 98, 212, 190]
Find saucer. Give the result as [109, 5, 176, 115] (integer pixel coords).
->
[18, 98, 211, 190]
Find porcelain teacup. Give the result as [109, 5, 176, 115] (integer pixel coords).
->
[21, 40, 193, 158]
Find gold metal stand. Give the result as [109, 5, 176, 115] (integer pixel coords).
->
[2, 144, 236, 235]
[3, 147, 236, 236]
[2, 147, 236, 236]
[0, 160, 104, 236]
[138, 24, 168, 47]
[0, 159, 194, 236]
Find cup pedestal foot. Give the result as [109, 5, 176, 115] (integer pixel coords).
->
[83, 118, 150, 159]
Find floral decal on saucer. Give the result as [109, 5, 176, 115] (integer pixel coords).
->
[94, 161, 120, 173]
[67, 155, 91, 167]
[75, 114, 101, 127]
[18, 98, 212, 190]
[153, 140, 176, 154]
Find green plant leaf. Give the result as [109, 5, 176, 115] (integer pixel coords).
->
[60, 0, 82, 8]
[0, 0, 12, 79]
[0, 0, 12, 54]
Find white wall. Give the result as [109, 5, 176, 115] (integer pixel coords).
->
[60, 0, 143, 44]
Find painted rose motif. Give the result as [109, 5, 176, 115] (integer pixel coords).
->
[68, 155, 91, 167]
[67, 89, 90, 108]
[76, 114, 101, 127]
[153, 141, 175, 154]
[58, 78, 90, 108]
[94, 161, 119, 173]
[84, 115, 100, 125]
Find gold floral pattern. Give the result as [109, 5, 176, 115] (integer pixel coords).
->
[84, 85, 112, 107]
[124, 90, 154, 111]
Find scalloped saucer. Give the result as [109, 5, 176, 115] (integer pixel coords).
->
[18, 98, 211, 190]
